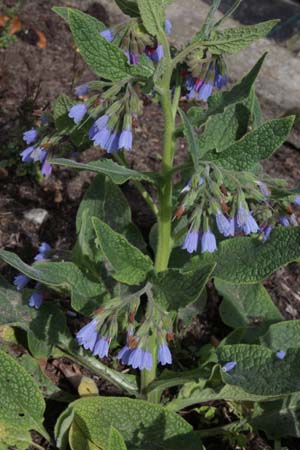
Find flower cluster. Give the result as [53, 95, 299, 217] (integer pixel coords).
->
[178, 169, 300, 255]
[20, 127, 52, 177]
[13, 242, 52, 309]
[76, 287, 173, 371]
[185, 57, 228, 102]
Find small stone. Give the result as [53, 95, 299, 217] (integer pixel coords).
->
[24, 208, 49, 225]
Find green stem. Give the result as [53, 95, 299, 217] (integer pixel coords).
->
[140, 29, 176, 400]
[274, 439, 281, 450]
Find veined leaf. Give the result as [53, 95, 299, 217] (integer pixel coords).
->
[115, 0, 140, 17]
[179, 109, 201, 165]
[152, 265, 215, 311]
[92, 217, 153, 285]
[49, 158, 158, 185]
[137, 0, 165, 36]
[55, 396, 203, 450]
[218, 344, 300, 396]
[185, 227, 300, 284]
[204, 20, 279, 54]
[260, 321, 300, 352]
[68, 8, 130, 81]
[0, 250, 106, 314]
[53, 6, 106, 31]
[108, 427, 128, 450]
[0, 350, 47, 447]
[207, 116, 295, 170]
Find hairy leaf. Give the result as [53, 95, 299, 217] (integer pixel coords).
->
[137, 0, 165, 36]
[218, 344, 300, 396]
[216, 280, 283, 341]
[207, 116, 295, 170]
[0, 250, 106, 314]
[186, 227, 300, 284]
[115, 0, 140, 17]
[179, 109, 202, 165]
[205, 20, 279, 54]
[0, 350, 46, 446]
[108, 427, 128, 450]
[152, 265, 215, 311]
[56, 396, 202, 450]
[53, 7, 106, 31]
[260, 321, 300, 351]
[92, 217, 153, 285]
[49, 158, 158, 184]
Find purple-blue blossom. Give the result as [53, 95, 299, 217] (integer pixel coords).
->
[216, 211, 231, 237]
[262, 225, 272, 242]
[242, 214, 259, 235]
[280, 216, 290, 227]
[222, 361, 237, 372]
[128, 347, 153, 371]
[93, 337, 111, 359]
[201, 229, 217, 253]
[68, 103, 88, 124]
[75, 84, 89, 97]
[118, 128, 133, 151]
[100, 29, 114, 42]
[150, 44, 164, 63]
[20, 146, 45, 163]
[34, 242, 52, 262]
[258, 182, 271, 197]
[294, 195, 300, 206]
[41, 160, 52, 177]
[23, 129, 39, 145]
[117, 345, 132, 365]
[165, 18, 172, 35]
[28, 286, 43, 309]
[182, 229, 199, 254]
[276, 350, 286, 360]
[14, 274, 30, 290]
[158, 342, 172, 366]
[76, 318, 99, 352]
[125, 51, 138, 65]
[289, 214, 298, 226]
[198, 81, 213, 101]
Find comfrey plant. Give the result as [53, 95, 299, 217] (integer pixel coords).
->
[1, 1, 300, 449]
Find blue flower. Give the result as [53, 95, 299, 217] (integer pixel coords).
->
[75, 84, 89, 97]
[20, 146, 35, 163]
[76, 318, 99, 351]
[294, 195, 300, 206]
[258, 182, 271, 197]
[216, 211, 231, 237]
[228, 217, 235, 237]
[280, 216, 290, 227]
[93, 337, 111, 359]
[214, 72, 228, 90]
[41, 160, 52, 177]
[142, 349, 153, 371]
[182, 229, 199, 254]
[14, 274, 30, 290]
[201, 229, 217, 253]
[150, 44, 164, 63]
[128, 347, 144, 369]
[23, 129, 38, 145]
[262, 225, 272, 242]
[276, 350, 286, 360]
[93, 127, 111, 147]
[125, 51, 138, 65]
[289, 214, 298, 226]
[222, 361, 237, 372]
[118, 128, 133, 151]
[242, 214, 259, 235]
[158, 342, 172, 366]
[165, 18, 172, 35]
[117, 345, 132, 365]
[236, 206, 248, 228]
[100, 29, 114, 42]
[89, 123, 98, 139]
[198, 81, 213, 101]
[68, 103, 88, 124]
[34, 242, 52, 262]
[28, 286, 43, 309]
[95, 114, 110, 131]
[106, 131, 120, 153]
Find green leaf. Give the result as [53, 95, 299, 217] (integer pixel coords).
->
[260, 321, 300, 352]
[0, 250, 106, 314]
[252, 393, 300, 438]
[92, 217, 153, 285]
[0, 275, 37, 330]
[56, 396, 203, 450]
[152, 265, 215, 311]
[205, 20, 279, 54]
[53, 94, 76, 133]
[0, 350, 46, 446]
[198, 98, 251, 155]
[115, 0, 140, 17]
[179, 109, 201, 166]
[186, 227, 300, 284]
[28, 302, 71, 358]
[216, 280, 283, 341]
[207, 116, 295, 170]
[217, 344, 300, 396]
[188, 53, 267, 127]
[196, 0, 221, 39]
[108, 427, 128, 450]
[69, 420, 101, 450]
[137, 0, 165, 36]
[68, 8, 130, 81]
[49, 158, 158, 184]
[53, 6, 106, 31]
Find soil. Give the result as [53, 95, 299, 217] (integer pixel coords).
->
[1, 1, 300, 450]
